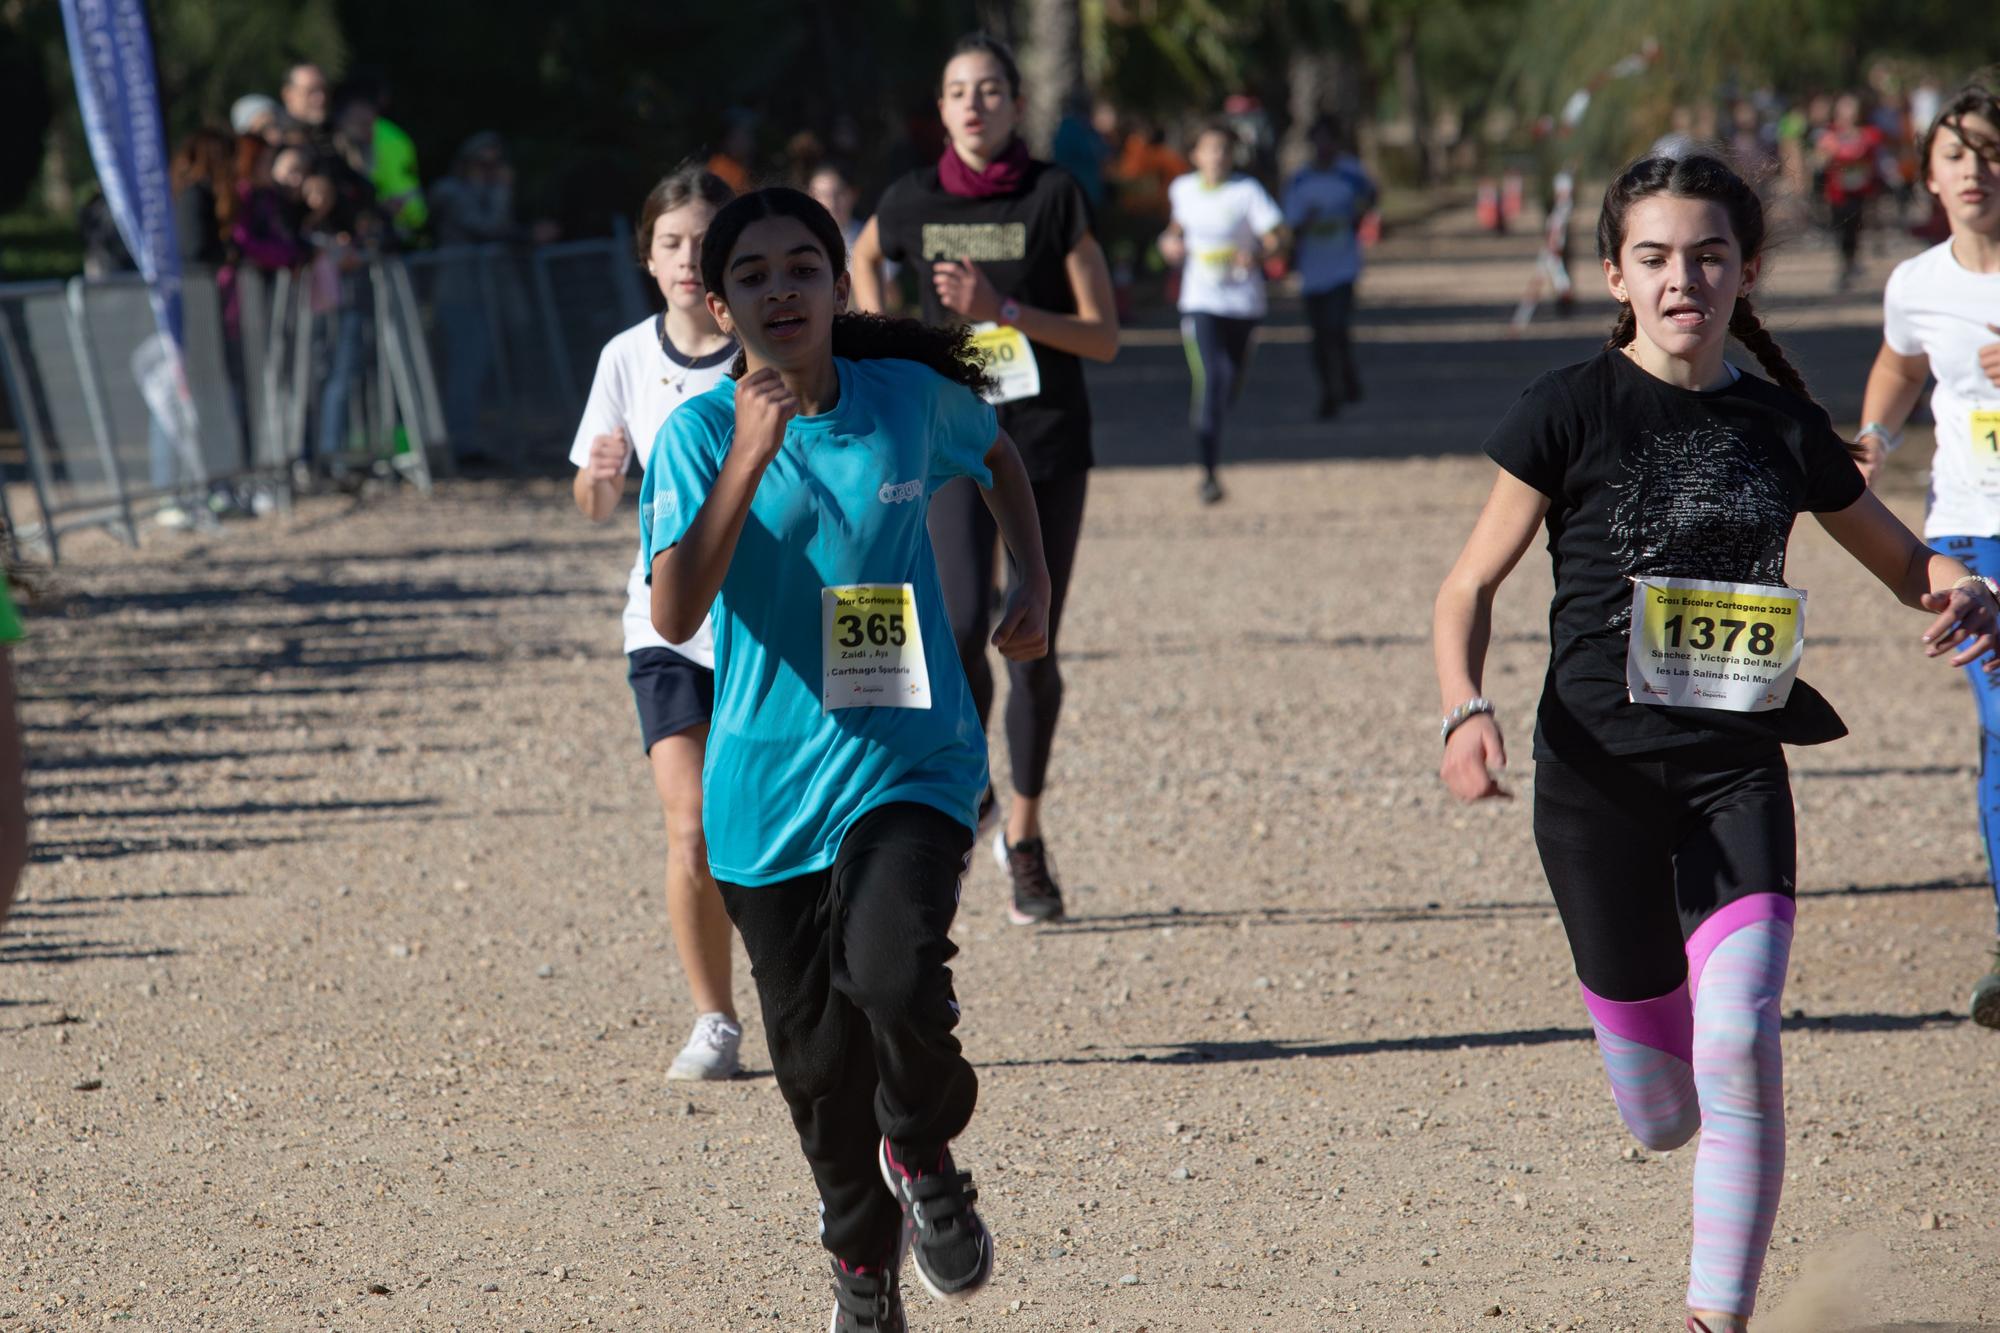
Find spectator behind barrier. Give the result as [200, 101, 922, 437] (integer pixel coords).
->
[282, 61, 331, 147]
[234, 139, 311, 276]
[430, 132, 533, 465]
[230, 94, 289, 145]
[342, 67, 427, 242]
[170, 129, 237, 268]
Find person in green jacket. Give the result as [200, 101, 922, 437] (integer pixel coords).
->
[339, 70, 428, 242]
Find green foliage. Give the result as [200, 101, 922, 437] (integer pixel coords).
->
[0, 19, 54, 213]
[1498, 0, 2000, 166]
[152, 0, 346, 128]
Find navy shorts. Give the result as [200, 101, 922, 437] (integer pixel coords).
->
[628, 646, 714, 754]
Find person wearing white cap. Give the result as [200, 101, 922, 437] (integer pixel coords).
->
[230, 94, 286, 144]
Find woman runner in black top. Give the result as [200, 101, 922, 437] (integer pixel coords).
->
[1433, 154, 2000, 1333]
[854, 32, 1119, 926]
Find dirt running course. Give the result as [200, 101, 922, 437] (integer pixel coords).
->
[5, 214, 1996, 1330]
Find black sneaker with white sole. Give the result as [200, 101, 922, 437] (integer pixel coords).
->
[994, 829, 1065, 925]
[828, 1255, 906, 1332]
[878, 1138, 993, 1303]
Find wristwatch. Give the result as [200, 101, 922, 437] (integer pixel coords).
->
[997, 298, 1021, 327]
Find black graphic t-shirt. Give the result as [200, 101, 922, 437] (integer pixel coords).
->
[1484, 348, 1868, 759]
[872, 160, 1093, 479]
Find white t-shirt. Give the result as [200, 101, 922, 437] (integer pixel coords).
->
[1169, 173, 1284, 319]
[1882, 241, 2000, 538]
[568, 315, 737, 662]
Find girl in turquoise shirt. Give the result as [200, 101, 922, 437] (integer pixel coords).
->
[642, 187, 1050, 1331]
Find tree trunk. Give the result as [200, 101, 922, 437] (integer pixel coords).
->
[1393, 15, 1431, 184]
[1019, 0, 1082, 158]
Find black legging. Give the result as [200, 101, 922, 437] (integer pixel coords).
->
[1184, 313, 1257, 473]
[928, 469, 1088, 799]
[1303, 283, 1360, 405]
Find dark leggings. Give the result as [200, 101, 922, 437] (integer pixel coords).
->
[718, 803, 976, 1266]
[1532, 742, 1796, 1002]
[1302, 283, 1360, 405]
[928, 469, 1089, 799]
[1829, 197, 1865, 272]
[1183, 313, 1257, 473]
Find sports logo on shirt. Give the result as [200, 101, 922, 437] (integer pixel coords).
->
[920, 222, 1027, 263]
[877, 478, 923, 504]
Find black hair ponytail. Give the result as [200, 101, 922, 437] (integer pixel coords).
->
[699, 187, 996, 396]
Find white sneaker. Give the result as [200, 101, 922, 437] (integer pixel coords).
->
[667, 1012, 742, 1081]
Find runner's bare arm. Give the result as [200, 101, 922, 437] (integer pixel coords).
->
[650, 370, 795, 642]
[572, 426, 633, 522]
[978, 429, 1052, 661]
[1815, 490, 2000, 666]
[931, 237, 1120, 363]
[850, 217, 889, 314]
[1433, 468, 1550, 802]
[1852, 342, 1929, 485]
[1007, 236, 1119, 362]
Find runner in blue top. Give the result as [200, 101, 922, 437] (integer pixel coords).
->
[1282, 114, 1377, 419]
[641, 187, 1051, 1332]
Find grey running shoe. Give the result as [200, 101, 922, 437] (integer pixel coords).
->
[1198, 472, 1224, 504]
[1971, 944, 2000, 1030]
[666, 1012, 741, 1081]
[994, 829, 1065, 925]
[828, 1256, 906, 1333]
[878, 1138, 993, 1304]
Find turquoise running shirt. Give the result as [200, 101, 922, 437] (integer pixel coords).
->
[640, 357, 997, 885]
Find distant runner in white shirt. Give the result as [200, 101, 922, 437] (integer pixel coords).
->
[1161, 121, 1286, 504]
[567, 165, 745, 1079]
[1852, 80, 2000, 1029]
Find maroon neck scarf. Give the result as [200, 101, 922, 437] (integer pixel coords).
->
[937, 137, 1031, 198]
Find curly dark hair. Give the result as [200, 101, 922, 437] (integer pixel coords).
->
[1597, 153, 1809, 400]
[700, 187, 995, 396]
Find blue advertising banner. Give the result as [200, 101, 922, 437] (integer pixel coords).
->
[59, 0, 182, 351]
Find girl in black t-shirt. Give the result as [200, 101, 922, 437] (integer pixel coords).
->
[854, 33, 1119, 928]
[1432, 154, 2000, 1333]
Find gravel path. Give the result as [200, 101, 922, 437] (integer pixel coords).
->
[5, 212, 1994, 1331]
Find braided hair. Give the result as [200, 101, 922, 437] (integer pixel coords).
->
[1596, 154, 1809, 399]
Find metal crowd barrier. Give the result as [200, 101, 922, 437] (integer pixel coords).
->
[0, 229, 649, 562]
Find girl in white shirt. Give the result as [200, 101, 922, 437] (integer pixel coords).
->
[568, 166, 745, 1078]
[1853, 79, 2000, 1028]
[1160, 121, 1285, 504]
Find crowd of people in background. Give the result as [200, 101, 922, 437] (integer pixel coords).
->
[1650, 69, 1958, 289]
[60, 53, 1982, 523]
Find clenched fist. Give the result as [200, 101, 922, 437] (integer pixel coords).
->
[588, 426, 632, 483]
[732, 368, 798, 470]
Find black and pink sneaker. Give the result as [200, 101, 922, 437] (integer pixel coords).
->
[877, 1138, 993, 1303]
[828, 1255, 905, 1333]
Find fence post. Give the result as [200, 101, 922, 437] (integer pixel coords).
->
[384, 260, 449, 460]
[0, 290, 66, 561]
[61, 278, 140, 547]
[370, 260, 433, 496]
